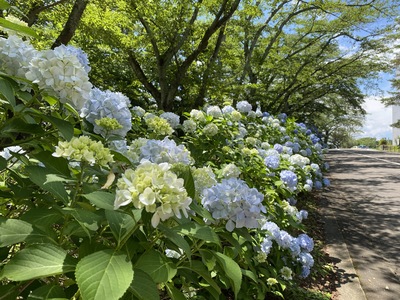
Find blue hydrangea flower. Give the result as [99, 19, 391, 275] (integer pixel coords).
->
[274, 144, 284, 153]
[264, 149, 280, 169]
[202, 178, 266, 231]
[280, 170, 298, 191]
[81, 88, 132, 138]
[296, 234, 314, 252]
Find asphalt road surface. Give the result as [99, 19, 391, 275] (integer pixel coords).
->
[322, 149, 400, 300]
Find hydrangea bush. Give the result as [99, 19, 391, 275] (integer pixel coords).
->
[0, 30, 330, 300]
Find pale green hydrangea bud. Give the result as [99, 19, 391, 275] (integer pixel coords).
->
[192, 166, 217, 197]
[53, 136, 113, 167]
[145, 116, 174, 136]
[220, 163, 241, 179]
[203, 123, 218, 137]
[280, 266, 293, 280]
[114, 160, 192, 227]
[267, 278, 278, 286]
[230, 111, 242, 122]
[95, 117, 123, 131]
[182, 119, 197, 133]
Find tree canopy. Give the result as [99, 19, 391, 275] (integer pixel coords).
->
[5, 0, 399, 131]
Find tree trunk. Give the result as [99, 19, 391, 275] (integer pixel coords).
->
[51, 0, 89, 49]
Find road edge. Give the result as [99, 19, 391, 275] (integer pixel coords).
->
[320, 195, 367, 300]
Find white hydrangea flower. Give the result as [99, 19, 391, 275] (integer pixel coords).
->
[222, 105, 235, 114]
[81, 88, 132, 138]
[182, 119, 197, 133]
[206, 105, 222, 118]
[280, 266, 293, 280]
[25, 45, 92, 110]
[0, 35, 38, 80]
[160, 112, 180, 129]
[289, 154, 310, 168]
[189, 109, 206, 122]
[114, 160, 192, 227]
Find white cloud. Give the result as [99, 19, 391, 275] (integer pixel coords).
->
[355, 96, 392, 139]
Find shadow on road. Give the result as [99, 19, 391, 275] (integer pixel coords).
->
[321, 150, 400, 299]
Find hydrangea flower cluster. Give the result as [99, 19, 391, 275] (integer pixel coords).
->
[192, 166, 217, 197]
[160, 112, 180, 129]
[206, 105, 223, 118]
[236, 100, 252, 113]
[0, 35, 38, 80]
[280, 170, 298, 191]
[264, 149, 280, 169]
[81, 88, 132, 138]
[220, 163, 241, 179]
[114, 160, 192, 227]
[182, 119, 197, 133]
[288, 154, 310, 168]
[25, 45, 92, 110]
[201, 178, 266, 231]
[144, 115, 174, 136]
[203, 123, 219, 137]
[260, 221, 314, 278]
[53, 136, 113, 167]
[137, 137, 192, 165]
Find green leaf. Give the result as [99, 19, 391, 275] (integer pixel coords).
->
[0, 285, 19, 300]
[1, 244, 76, 281]
[135, 250, 177, 283]
[0, 18, 38, 38]
[26, 166, 70, 204]
[0, 76, 15, 107]
[180, 261, 221, 298]
[0, 217, 54, 247]
[27, 284, 66, 299]
[174, 166, 195, 199]
[30, 113, 74, 141]
[75, 250, 133, 300]
[129, 268, 159, 300]
[213, 251, 242, 298]
[0, 156, 6, 171]
[2, 118, 44, 134]
[31, 151, 70, 177]
[158, 224, 191, 260]
[63, 208, 102, 233]
[173, 223, 220, 246]
[82, 191, 115, 210]
[105, 209, 141, 246]
[0, 0, 10, 9]
[241, 269, 258, 283]
[166, 283, 186, 300]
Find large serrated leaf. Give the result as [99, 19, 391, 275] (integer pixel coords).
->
[0, 217, 54, 247]
[75, 250, 133, 300]
[129, 268, 159, 300]
[27, 284, 66, 299]
[1, 244, 76, 281]
[26, 166, 70, 204]
[135, 250, 177, 283]
[105, 209, 141, 246]
[82, 191, 115, 210]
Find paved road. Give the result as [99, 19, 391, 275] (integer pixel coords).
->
[322, 149, 400, 300]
